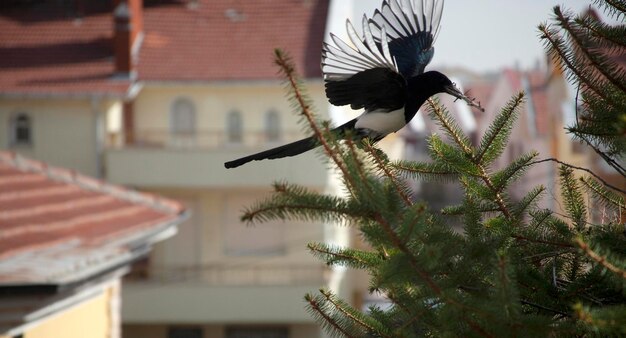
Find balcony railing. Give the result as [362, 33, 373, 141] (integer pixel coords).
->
[125, 263, 330, 286]
[108, 130, 304, 150]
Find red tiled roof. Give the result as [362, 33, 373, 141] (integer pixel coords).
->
[0, 3, 130, 97]
[492, 68, 550, 136]
[138, 0, 329, 81]
[465, 81, 495, 115]
[0, 151, 186, 285]
[503, 68, 522, 90]
[0, 0, 329, 95]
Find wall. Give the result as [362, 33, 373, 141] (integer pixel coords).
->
[18, 284, 117, 338]
[132, 81, 329, 148]
[146, 188, 325, 279]
[0, 97, 120, 177]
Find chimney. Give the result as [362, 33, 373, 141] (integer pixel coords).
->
[113, 0, 143, 78]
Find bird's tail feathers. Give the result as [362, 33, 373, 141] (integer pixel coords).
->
[224, 119, 357, 169]
[224, 137, 317, 169]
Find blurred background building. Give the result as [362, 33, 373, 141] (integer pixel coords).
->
[0, 151, 187, 338]
[1, 1, 348, 337]
[1, 1, 623, 338]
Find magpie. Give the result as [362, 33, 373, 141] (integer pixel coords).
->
[224, 0, 481, 169]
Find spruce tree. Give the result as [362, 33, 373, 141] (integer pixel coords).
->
[242, 1, 626, 335]
[539, 1, 626, 176]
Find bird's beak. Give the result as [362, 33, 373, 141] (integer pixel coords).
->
[444, 84, 484, 112]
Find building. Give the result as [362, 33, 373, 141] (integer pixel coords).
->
[476, 66, 557, 209]
[0, 151, 186, 338]
[1, 1, 351, 337]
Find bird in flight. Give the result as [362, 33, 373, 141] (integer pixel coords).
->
[225, 0, 481, 169]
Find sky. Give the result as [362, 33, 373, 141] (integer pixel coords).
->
[350, 0, 618, 74]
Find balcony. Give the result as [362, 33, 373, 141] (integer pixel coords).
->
[122, 264, 331, 323]
[105, 130, 329, 188]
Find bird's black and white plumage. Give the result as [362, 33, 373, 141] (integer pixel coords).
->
[225, 0, 480, 169]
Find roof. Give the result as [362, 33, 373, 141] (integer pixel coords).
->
[0, 2, 130, 97]
[139, 0, 329, 81]
[502, 68, 549, 136]
[0, 151, 186, 286]
[0, 0, 329, 96]
[526, 71, 549, 136]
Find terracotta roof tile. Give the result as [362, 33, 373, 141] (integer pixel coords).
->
[0, 3, 129, 96]
[0, 151, 186, 285]
[138, 0, 329, 81]
[0, 0, 329, 95]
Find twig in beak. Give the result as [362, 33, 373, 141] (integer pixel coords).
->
[444, 84, 485, 112]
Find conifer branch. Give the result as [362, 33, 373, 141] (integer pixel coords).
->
[274, 49, 355, 192]
[305, 294, 358, 338]
[392, 161, 457, 177]
[427, 99, 474, 156]
[363, 142, 413, 206]
[478, 166, 512, 219]
[526, 158, 626, 194]
[580, 176, 625, 211]
[574, 237, 626, 279]
[520, 300, 570, 317]
[573, 302, 626, 334]
[466, 319, 496, 338]
[572, 85, 626, 178]
[320, 289, 392, 338]
[242, 203, 369, 224]
[596, 0, 626, 13]
[559, 166, 587, 231]
[554, 8, 626, 93]
[475, 93, 525, 165]
[426, 97, 513, 218]
[344, 137, 371, 190]
[373, 213, 444, 296]
[575, 16, 626, 49]
[539, 23, 625, 111]
[510, 234, 575, 248]
[385, 291, 416, 318]
[307, 243, 378, 269]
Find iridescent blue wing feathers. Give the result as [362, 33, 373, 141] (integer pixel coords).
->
[368, 0, 444, 77]
[322, 0, 444, 110]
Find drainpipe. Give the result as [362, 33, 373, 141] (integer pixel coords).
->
[92, 97, 105, 179]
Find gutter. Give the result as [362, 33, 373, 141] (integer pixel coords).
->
[0, 209, 189, 295]
[0, 91, 129, 101]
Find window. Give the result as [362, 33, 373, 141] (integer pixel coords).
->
[168, 327, 202, 338]
[9, 113, 32, 146]
[226, 327, 288, 338]
[227, 110, 243, 143]
[170, 98, 196, 147]
[265, 110, 281, 142]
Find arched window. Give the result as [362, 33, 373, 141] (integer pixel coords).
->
[9, 112, 32, 146]
[265, 110, 281, 142]
[169, 98, 196, 147]
[227, 110, 243, 143]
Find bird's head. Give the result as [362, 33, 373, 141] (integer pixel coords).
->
[422, 71, 484, 112]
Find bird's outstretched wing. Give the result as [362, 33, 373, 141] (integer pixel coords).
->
[369, 0, 444, 77]
[322, 15, 398, 82]
[322, 14, 406, 112]
[321, 0, 444, 111]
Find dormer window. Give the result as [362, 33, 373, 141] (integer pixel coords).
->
[9, 113, 32, 146]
